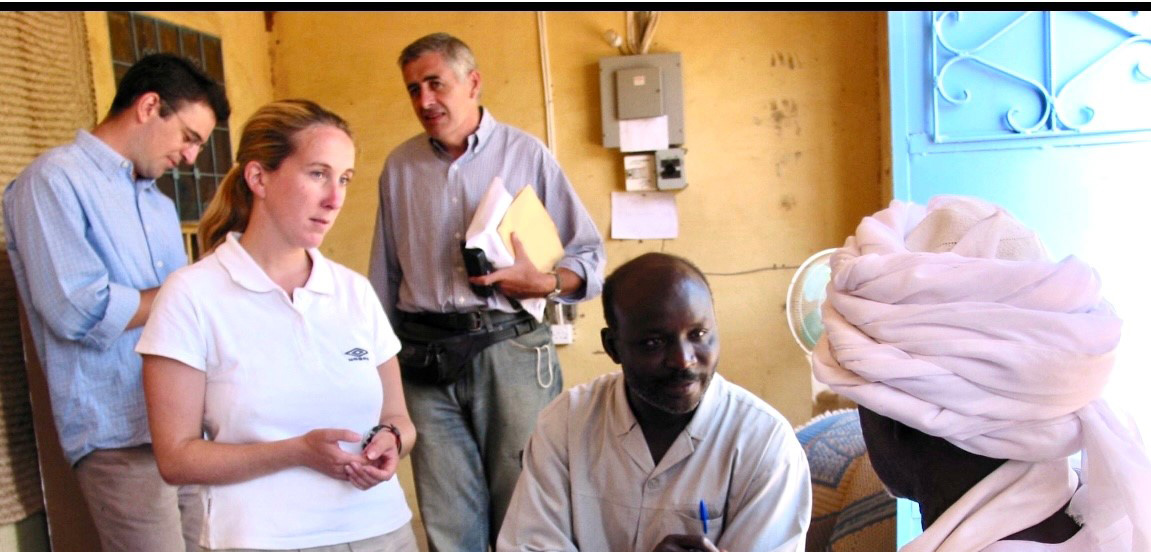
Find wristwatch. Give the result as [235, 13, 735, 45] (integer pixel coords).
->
[546, 271, 563, 300]
[363, 423, 403, 454]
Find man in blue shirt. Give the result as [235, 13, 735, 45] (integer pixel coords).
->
[4, 53, 229, 552]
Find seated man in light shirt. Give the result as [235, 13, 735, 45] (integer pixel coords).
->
[497, 252, 812, 552]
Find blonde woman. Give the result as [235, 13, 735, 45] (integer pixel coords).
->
[137, 99, 418, 551]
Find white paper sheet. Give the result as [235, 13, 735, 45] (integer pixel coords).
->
[611, 191, 678, 240]
[464, 176, 515, 267]
[619, 115, 669, 153]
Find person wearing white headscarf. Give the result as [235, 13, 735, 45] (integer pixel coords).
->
[812, 195, 1151, 551]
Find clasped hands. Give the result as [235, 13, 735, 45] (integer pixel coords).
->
[300, 428, 400, 491]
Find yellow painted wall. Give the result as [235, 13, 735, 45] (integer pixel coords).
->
[270, 11, 887, 426]
[269, 11, 551, 265]
[545, 12, 887, 424]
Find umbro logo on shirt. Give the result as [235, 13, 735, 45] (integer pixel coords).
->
[344, 348, 370, 361]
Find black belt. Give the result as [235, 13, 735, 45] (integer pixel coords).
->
[399, 309, 534, 333]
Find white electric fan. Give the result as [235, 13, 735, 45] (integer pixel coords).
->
[785, 248, 836, 401]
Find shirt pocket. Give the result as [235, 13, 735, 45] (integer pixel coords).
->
[655, 499, 725, 543]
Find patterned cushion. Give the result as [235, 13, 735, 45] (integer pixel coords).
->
[796, 408, 896, 552]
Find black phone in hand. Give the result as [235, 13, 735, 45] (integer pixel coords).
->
[460, 242, 495, 297]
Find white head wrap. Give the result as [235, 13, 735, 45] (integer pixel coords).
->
[812, 195, 1151, 551]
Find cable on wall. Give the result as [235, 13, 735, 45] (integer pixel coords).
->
[605, 12, 661, 55]
[537, 11, 557, 154]
[626, 11, 660, 55]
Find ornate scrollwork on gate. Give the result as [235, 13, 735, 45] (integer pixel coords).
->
[931, 11, 1150, 143]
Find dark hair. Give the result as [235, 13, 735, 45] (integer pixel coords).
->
[198, 99, 351, 253]
[398, 32, 477, 80]
[602, 252, 712, 328]
[108, 53, 230, 124]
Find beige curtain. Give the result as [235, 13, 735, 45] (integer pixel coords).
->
[0, 11, 95, 524]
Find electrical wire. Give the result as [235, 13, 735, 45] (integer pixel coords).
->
[624, 11, 660, 55]
[536, 12, 557, 153]
[625, 11, 637, 55]
[704, 264, 801, 276]
[656, 241, 800, 276]
[639, 11, 659, 54]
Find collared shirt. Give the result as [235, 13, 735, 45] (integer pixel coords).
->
[497, 372, 813, 552]
[136, 233, 409, 549]
[3, 129, 187, 465]
[368, 108, 604, 318]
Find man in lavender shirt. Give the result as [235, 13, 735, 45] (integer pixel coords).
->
[368, 32, 604, 552]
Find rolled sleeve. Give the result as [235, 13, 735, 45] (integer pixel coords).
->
[6, 167, 139, 351]
[539, 157, 605, 304]
[555, 249, 603, 303]
[84, 282, 140, 349]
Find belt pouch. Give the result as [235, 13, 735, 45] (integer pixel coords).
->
[396, 323, 492, 386]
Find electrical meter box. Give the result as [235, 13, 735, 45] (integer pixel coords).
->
[599, 52, 684, 148]
[615, 67, 664, 120]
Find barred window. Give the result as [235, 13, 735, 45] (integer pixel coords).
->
[107, 11, 231, 260]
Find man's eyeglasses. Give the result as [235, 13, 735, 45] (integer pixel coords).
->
[160, 99, 206, 152]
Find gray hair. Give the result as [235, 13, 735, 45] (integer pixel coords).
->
[398, 32, 477, 80]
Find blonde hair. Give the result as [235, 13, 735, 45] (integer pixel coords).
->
[198, 99, 351, 253]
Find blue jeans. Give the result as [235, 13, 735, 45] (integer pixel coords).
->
[403, 324, 561, 552]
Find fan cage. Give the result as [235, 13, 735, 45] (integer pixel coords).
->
[785, 248, 837, 355]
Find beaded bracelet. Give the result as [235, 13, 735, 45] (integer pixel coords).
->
[362, 423, 402, 455]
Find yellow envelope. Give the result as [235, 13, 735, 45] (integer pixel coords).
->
[498, 187, 564, 273]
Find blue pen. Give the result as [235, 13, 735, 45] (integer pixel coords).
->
[698, 499, 709, 534]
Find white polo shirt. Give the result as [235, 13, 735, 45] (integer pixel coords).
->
[137, 232, 409, 549]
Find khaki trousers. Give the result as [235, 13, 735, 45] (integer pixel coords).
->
[205, 522, 419, 552]
[74, 444, 200, 552]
